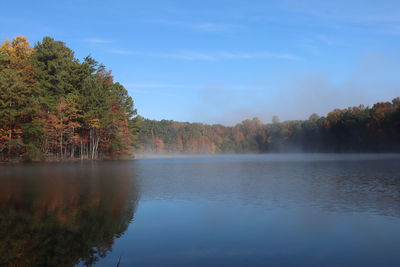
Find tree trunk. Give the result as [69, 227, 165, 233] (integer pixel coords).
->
[8, 130, 11, 160]
[8, 101, 12, 160]
[90, 128, 93, 159]
[71, 127, 75, 159]
[94, 136, 100, 159]
[80, 140, 83, 160]
[91, 129, 96, 160]
[60, 132, 63, 160]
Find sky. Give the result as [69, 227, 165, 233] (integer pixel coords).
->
[2, 0, 400, 125]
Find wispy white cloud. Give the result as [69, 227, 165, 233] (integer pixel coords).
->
[129, 89, 176, 97]
[380, 24, 400, 36]
[128, 89, 177, 97]
[124, 85, 179, 97]
[125, 82, 268, 101]
[156, 51, 300, 61]
[284, 0, 400, 24]
[299, 34, 351, 55]
[145, 19, 243, 33]
[280, 0, 400, 36]
[311, 34, 350, 46]
[109, 50, 300, 61]
[187, 22, 242, 32]
[153, 52, 216, 61]
[108, 49, 134, 55]
[218, 51, 300, 60]
[125, 83, 202, 89]
[84, 38, 114, 44]
[124, 82, 268, 92]
[127, 89, 147, 94]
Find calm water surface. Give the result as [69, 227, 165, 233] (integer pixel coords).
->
[1, 154, 400, 266]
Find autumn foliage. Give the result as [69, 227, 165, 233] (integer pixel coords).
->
[0, 36, 138, 161]
[2, 36, 400, 160]
[137, 99, 400, 153]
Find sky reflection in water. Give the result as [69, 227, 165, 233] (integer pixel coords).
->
[1, 154, 400, 266]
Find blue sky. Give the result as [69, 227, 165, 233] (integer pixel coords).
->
[2, 0, 400, 125]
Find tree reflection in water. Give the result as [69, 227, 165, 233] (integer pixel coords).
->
[0, 162, 139, 266]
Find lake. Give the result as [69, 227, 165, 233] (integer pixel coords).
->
[1, 154, 400, 266]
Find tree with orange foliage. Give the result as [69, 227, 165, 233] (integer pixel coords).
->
[0, 36, 40, 160]
[41, 97, 80, 159]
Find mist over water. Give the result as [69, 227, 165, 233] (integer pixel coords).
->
[2, 154, 400, 266]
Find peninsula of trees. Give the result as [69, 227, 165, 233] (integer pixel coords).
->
[1, 36, 400, 162]
[0, 36, 137, 162]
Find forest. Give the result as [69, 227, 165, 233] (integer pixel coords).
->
[0, 36, 138, 162]
[137, 99, 400, 154]
[1, 36, 400, 162]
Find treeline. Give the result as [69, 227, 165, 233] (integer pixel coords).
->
[0, 36, 137, 161]
[137, 98, 400, 153]
[2, 36, 400, 160]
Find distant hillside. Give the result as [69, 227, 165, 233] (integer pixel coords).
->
[137, 98, 400, 153]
